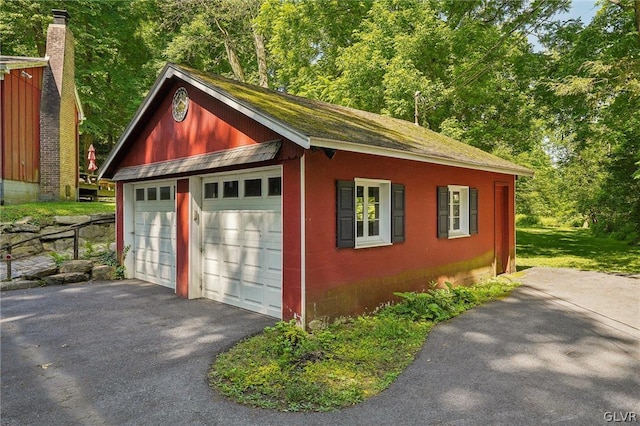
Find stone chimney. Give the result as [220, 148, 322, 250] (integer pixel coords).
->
[40, 9, 78, 201]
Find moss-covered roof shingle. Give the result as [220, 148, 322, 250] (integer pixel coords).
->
[182, 65, 533, 176]
[100, 63, 533, 178]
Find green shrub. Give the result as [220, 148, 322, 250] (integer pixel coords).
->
[50, 252, 71, 268]
[385, 280, 513, 322]
[209, 278, 518, 412]
[97, 245, 130, 279]
[516, 214, 542, 227]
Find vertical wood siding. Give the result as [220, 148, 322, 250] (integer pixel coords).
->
[118, 81, 282, 168]
[1, 67, 43, 183]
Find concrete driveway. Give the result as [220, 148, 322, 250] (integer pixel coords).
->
[2, 268, 638, 425]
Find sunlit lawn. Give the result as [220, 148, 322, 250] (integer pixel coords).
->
[0, 201, 115, 224]
[517, 226, 640, 274]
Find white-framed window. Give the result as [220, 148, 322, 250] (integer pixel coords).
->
[337, 179, 404, 249]
[355, 178, 391, 248]
[448, 185, 470, 238]
[437, 185, 478, 239]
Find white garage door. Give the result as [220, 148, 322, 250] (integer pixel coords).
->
[133, 181, 176, 289]
[201, 168, 282, 318]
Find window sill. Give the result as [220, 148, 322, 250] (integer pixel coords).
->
[355, 241, 393, 249]
[448, 232, 471, 239]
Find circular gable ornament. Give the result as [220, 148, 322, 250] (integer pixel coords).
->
[172, 87, 189, 122]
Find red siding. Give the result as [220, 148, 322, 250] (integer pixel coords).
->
[119, 82, 282, 169]
[176, 179, 190, 297]
[282, 158, 302, 320]
[495, 182, 516, 274]
[114, 81, 304, 317]
[303, 149, 516, 320]
[1, 67, 43, 183]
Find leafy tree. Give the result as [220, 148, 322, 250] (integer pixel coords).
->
[1, 0, 156, 164]
[3, 0, 637, 240]
[150, 0, 268, 86]
[256, 0, 373, 95]
[323, 0, 568, 159]
[0, 1, 54, 56]
[538, 0, 640, 239]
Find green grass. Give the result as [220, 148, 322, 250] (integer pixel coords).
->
[517, 226, 640, 274]
[209, 278, 519, 412]
[0, 201, 115, 225]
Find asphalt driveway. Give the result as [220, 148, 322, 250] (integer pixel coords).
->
[2, 268, 638, 425]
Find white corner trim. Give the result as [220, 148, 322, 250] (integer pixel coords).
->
[121, 183, 135, 278]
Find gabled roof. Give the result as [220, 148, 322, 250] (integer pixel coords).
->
[100, 63, 533, 179]
[0, 55, 85, 122]
[0, 56, 48, 78]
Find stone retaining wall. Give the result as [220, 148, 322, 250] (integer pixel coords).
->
[0, 213, 115, 258]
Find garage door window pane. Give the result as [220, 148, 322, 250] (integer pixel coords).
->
[245, 179, 262, 197]
[223, 181, 239, 198]
[268, 177, 281, 196]
[160, 186, 171, 200]
[147, 187, 157, 201]
[136, 188, 145, 201]
[204, 182, 218, 199]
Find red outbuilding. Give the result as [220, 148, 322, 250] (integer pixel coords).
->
[99, 64, 533, 324]
[0, 10, 84, 205]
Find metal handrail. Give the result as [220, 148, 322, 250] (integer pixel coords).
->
[2, 214, 115, 280]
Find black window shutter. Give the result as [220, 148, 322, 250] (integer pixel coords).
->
[437, 186, 449, 239]
[470, 188, 479, 235]
[336, 180, 355, 248]
[391, 183, 405, 243]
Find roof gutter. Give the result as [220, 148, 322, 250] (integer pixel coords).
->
[310, 137, 535, 177]
[0, 57, 49, 80]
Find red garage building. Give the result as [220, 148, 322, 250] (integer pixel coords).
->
[99, 64, 533, 324]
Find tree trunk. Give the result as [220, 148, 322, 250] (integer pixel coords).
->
[253, 29, 269, 88]
[212, 14, 246, 82]
[33, 22, 46, 57]
[223, 39, 246, 82]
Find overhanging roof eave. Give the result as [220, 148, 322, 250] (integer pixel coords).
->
[310, 137, 535, 177]
[110, 141, 282, 182]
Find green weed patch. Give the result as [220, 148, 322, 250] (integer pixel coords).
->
[209, 278, 519, 412]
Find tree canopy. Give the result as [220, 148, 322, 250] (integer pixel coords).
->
[1, 0, 638, 240]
